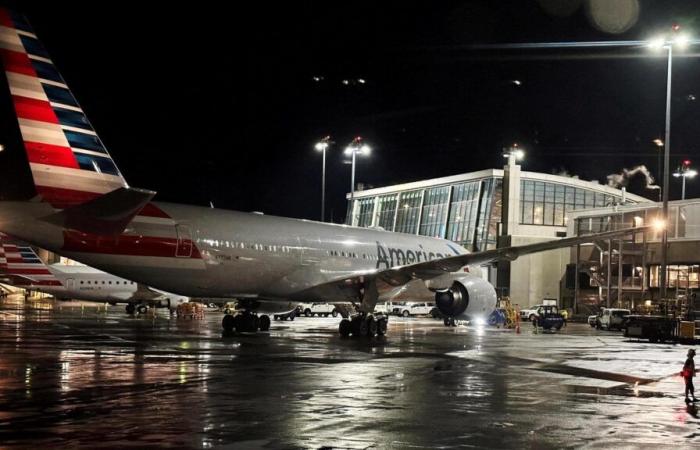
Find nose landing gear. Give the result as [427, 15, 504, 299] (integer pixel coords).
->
[443, 316, 456, 327]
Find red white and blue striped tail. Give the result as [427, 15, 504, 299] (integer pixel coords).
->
[0, 234, 62, 286]
[0, 8, 127, 209]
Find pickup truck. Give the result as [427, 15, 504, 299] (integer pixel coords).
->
[374, 302, 403, 315]
[520, 305, 546, 322]
[396, 302, 436, 317]
[299, 302, 339, 317]
[598, 308, 630, 331]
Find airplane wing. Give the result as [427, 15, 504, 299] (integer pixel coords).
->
[376, 226, 649, 286]
[290, 226, 648, 302]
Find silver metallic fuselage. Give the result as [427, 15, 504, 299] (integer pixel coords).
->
[0, 201, 483, 304]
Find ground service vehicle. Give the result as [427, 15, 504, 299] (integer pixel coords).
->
[532, 305, 565, 331]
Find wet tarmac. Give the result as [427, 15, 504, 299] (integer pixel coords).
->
[0, 294, 698, 449]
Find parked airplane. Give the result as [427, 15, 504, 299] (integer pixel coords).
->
[0, 235, 189, 313]
[0, 9, 647, 336]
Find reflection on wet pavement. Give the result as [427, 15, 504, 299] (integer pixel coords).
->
[0, 294, 697, 448]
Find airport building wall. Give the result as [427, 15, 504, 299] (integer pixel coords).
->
[346, 158, 651, 308]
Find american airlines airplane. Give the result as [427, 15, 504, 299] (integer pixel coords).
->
[0, 235, 189, 313]
[0, 9, 646, 336]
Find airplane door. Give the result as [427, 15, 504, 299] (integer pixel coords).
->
[66, 278, 75, 290]
[175, 224, 193, 258]
[299, 236, 322, 266]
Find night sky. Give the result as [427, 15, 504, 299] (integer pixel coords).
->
[4, 1, 700, 221]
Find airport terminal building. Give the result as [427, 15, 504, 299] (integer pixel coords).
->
[346, 155, 652, 307]
[568, 198, 700, 313]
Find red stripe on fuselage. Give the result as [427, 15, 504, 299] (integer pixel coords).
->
[63, 231, 201, 259]
[13, 95, 59, 124]
[0, 48, 37, 77]
[4, 268, 52, 275]
[10, 279, 62, 287]
[26, 142, 79, 169]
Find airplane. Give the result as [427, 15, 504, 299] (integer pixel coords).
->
[0, 8, 648, 336]
[0, 234, 189, 314]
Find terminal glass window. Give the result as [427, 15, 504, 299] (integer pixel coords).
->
[520, 180, 623, 227]
[446, 181, 480, 247]
[475, 179, 497, 251]
[649, 265, 700, 289]
[376, 194, 398, 231]
[356, 198, 375, 227]
[395, 190, 422, 234]
[419, 186, 450, 238]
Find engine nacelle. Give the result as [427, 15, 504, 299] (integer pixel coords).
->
[432, 274, 497, 320]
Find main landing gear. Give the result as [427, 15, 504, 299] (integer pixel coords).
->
[443, 316, 456, 327]
[338, 313, 388, 338]
[221, 311, 271, 334]
[126, 303, 148, 314]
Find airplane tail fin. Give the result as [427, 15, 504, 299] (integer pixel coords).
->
[0, 9, 128, 209]
[0, 233, 61, 286]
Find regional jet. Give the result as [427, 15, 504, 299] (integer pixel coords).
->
[0, 9, 646, 336]
[0, 235, 189, 313]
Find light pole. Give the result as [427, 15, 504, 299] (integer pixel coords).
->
[314, 136, 332, 222]
[673, 159, 697, 200]
[649, 27, 691, 300]
[344, 137, 371, 223]
[653, 138, 664, 201]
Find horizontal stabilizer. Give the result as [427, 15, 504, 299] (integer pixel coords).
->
[42, 187, 156, 235]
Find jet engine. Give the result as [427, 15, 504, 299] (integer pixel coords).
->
[432, 274, 497, 321]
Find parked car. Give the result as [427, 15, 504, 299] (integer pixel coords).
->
[588, 312, 601, 328]
[374, 302, 403, 315]
[520, 305, 546, 322]
[598, 308, 631, 331]
[396, 302, 435, 317]
[300, 302, 339, 317]
[273, 309, 297, 321]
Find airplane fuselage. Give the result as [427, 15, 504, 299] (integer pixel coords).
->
[0, 200, 481, 303]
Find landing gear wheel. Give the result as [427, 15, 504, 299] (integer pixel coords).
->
[126, 303, 136, 314]
[304, 309, 311, 317]
[289, 314, 295, 321]
[359, 317, 369, 336]
[137, 304, 147, 314]
[350, 315, 362, 336]
[339, 319, 351, 337]
[259, 315, 271, 332]
[377, 317, 388, 336]
[402, 310, 410, 317]
[237, 314, 255, 332]
[367, 316, 378, 337]
[443, 317, 456, 327]
[222, 314, 235, 332]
